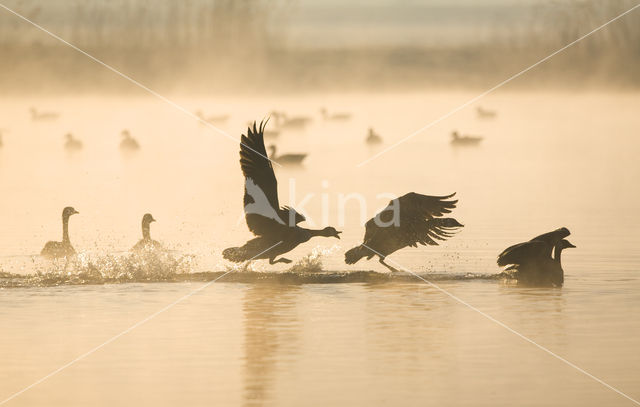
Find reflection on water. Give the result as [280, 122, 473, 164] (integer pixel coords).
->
[243, 285, 301, 406]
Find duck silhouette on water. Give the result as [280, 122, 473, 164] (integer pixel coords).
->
[64, 133, 83, 151]
[345, 193, 463, 272]
[223, 121, 341, 265]
[497, 227, 576, 286]
[132, 213, 164, 253]
[451, 131, 483, 146]
[476, 106, 497, 119]
[120, 130, 140, 152]
[30, 107, 59, 121]
[320, 108, 351, 121]
[268, 144, 306, 166]
[41, 207, 79, 259]
[366, 128, 383, 145]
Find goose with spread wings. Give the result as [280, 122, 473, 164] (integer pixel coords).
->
[345, 193, 463, 272]
[497, 227, 575, 286]
[223, 121, 341, 265]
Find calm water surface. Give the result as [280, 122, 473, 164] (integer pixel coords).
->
[0, 92, 639, 406]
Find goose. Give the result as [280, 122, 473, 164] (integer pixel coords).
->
[345, 193, 463, 272]
[120, 130, 140, 151]
[30, 107, 59, 121]
[64, 133, 83, 151]
[476, 106, 497, 119]
[41, 206, 79, 259]
[268, 144, 306, 166]
[223, 121, 341, 265]
[366, 128, 383, 145]
[497, 227, 575, 286]
[132, 213, 164, 252]
[195, 110, 230, 125]
[320, 108, 351, 121]
[271, 111, 312, 130]
[451, 131, 482, 145]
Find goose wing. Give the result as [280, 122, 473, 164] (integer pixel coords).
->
[240, 121, 303, 235]
[363, 192, 463, 250]
[497, 240, 549, 267]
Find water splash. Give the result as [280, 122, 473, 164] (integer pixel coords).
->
[287, 245, 340, 273]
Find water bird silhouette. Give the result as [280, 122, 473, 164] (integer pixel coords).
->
[268, 144, 306, 166]
[30, 107, 59, 121]
[497, 227, 575, 286]
[345, 193, 463, 272]
[196, 110, 230, 125]
[132, 213, 164, 253]
[120, 130, 140, 152]
[476, 106, 497, 119]
[271, 111, 312, 130]
[366, 128, 383, 145]
[223, 121, 341, 265]
[64, 133, 83, 151]
[320, 108, 351, 121]
[41, 207, 79, 259]
[451, 131, 483, 146]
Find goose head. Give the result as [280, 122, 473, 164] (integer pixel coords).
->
[268, 144, 277, 157]
[121, 130, 131, 139]
[323, 227, 342, 239]
[65, 133, 73, 141]
[63, 207, 79, 218]
[142, 213, 156, 225]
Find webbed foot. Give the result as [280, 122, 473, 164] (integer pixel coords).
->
[379, 257, 400, 273]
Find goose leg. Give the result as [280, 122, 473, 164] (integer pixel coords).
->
[270, 257, 292, 265]
[379, 257, 400, 273]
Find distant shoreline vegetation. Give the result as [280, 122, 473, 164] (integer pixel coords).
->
[0, 0, 637, 93]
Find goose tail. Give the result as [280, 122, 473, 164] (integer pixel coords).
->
[223, 246, 250, 263]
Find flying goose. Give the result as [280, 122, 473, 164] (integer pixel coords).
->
[64, 133, 83, 151]
[366, 128, 383, 145]
[30, 107, 59, 121]
[41, 206, 79, 259]
[451, 131, 482, 145]
[223, 121, 341, 265]
[345, 193, 463, 272]
[320, 108, 351, 121]
[476, 106, 497, 119]
[497, 227, 575, 286]
[132, 213, 164, 252]
[120, 130, 140, 151]
[268, 145, 306, 166]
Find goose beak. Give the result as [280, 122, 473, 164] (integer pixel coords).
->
[334, 231, 342, 239]
[151, 217, 156, 223]
[73, 209, 79, 215]
[566, 241, 576, 248]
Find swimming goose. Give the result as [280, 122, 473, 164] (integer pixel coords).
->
[196, 110, 230, 125]
[476, 106, 497, 119]
[223, 121, 341, 265]
[271, 111, 312, 130]
[345, 193, 463, 272]
[320, 108, 351, 121]
[64, 133, 83, 151]
[497, 227, 575, 286]
[366, 128, 383, 145]
[41, 207, 79, 259]
[451, 131, 482, 145]
[120, 130, 140, 151]
[268, 145, 306, 166]
[132, 213, 164, 252]
[30, 107, 59, 121]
